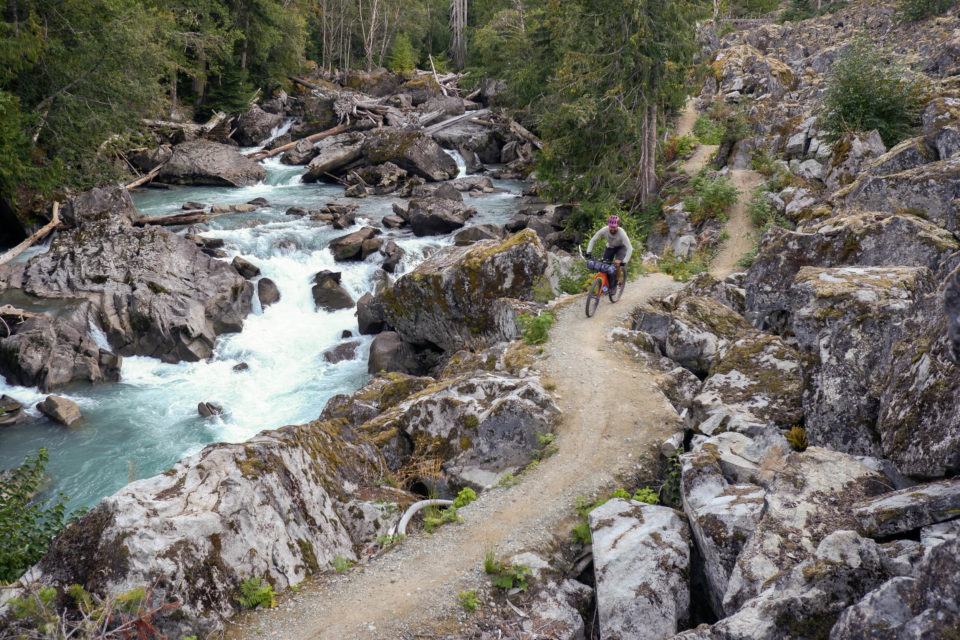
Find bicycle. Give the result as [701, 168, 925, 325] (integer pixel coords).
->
[581, 250, 626, 317]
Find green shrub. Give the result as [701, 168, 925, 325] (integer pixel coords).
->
[453, 487, 477, 508]
[747, 188, 775, 227]
[632, 487, 660, 505]
[516, 311, 555, 345]
[658, 248, 713, 282]
[684, 170, 740, 221]
[820, 36, 928, 147]
[457, 589, 479, 611]
[693, 115, 724, 145]
[749, 148, 778, 176]
[722, 109, 753, 145]
[897, 0, 955, 22]
[559, 260, 593, 294]
[780, 0, 847, 21]
[388, 32, 418, 73]
[662, 134, 697, 162]
[659, 451, 684, 507]
[483, 553, 530, 591]
[332, 556, 354, 573]
[235, 577, 276, 609]
[534, 432, 558, 460]
[0, 449, 73, 583]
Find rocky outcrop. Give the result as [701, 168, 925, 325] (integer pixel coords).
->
[851, 476, 960, 538]
[21, 418, 393, 637]
[234, 107, 284, 147]
[378, 230, 548, 353]
[368, 331, 424, 375]
[156, 140, 266, 187]
[36, 395, 83, 427]
[507, 552, 592, 639]
[822, 131, 886, 191]
[361, 128, 458, 181]
[322, 340, 360, 364]
[362, 372, 559, 488]
[589, 499, 691, 640]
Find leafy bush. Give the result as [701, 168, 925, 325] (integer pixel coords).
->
[453, 487, 477, 508]
[780, 0, 847, 21]
[684, 170, 740, 221]
[516, 311, 555, 345]
[747, 188, 775, 227]
[0, 448, 73, 583]
[559, 260, 593, 294]
[388, 32, 418, 73]
[235, 577, 277, 609]
[483, 553, 530, 591]
[749, 148, 778, 176]
[658, 248, 713, 282]
[897, 0, 955, 22]
[659, 451, 684, 507]
[820, 37, 928, 147]
[332, 556, 354, 573]
[693, 115, 724, 145]
[662, 134, 697, 163]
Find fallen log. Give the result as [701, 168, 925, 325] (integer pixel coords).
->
[508, 119, 543, 150]
[424, 108, 491, 134]
[418, 109, 446, 127]
[289, 76, 320, 91]
[125, 164, 163, 190]
[132, 210, 208, 227]
[0, 305, 52, 337]
[246, 122, 351, 160]
[0, 202, 61, 268]
[429, 55, 449, 97]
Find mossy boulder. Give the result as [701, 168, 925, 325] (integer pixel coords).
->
[320, 372, 435, 430]
[378, 229, 548, 353]
[156, 139, 266, 187]
[711, 44, 795, 99]
[361, 127, 458, 182]
[867, 136, 937, 177]
[234, 106, 284, 147]
[822, 130, 886, 192]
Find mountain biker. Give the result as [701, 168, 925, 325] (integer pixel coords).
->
[586, 215, 633, 290]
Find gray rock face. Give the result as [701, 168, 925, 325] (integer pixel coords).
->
[279, 138, 318, 165]
[157, 140, 266, 187]
[744, 213, 958, 333]
[302, 140, 364, 182]
[831, 535, 960, 640]
[22, 418, 391, 636]
[722, 447, 890, 614]
[322, 340, 360, 364]
[231, 256, 261, 279]
[352, 162, 408, 195]
[790, 266, 935, 457]
[60, 186, 138, 228]
[36, 395, 83, 426]
[869, 136, 936, 176]
[379, 230, 547, 353]
[589, 499, 691, 640]
[0, 312, 121, 392]
[0, 394, 25, 426]
[311, 271, 354, 311]
[367, 331, 422, 375]
[356, 293, 387, 335]
[2, 221, 252, 364]
[362, 128, 458, 181]
[257, 277, 280, 308]
[234, 107, 284, 147]
[852, 476, 960, 538]
[365, 372, 559, 488]
[823, 131, 886, 192]
[454, 224, 507, 246]
[407, 195, 476, 236]
[506, 553, 591, 640]
[947, 266, 960, 362]
[431, 120, 501, 164]
[320, 372, 434, 430]
[934, 121, 960, 160]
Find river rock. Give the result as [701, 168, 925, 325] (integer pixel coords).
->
[744, 213, 958, 333]
[197, 401, 223, 418]
[454, 224, 506, 246]
[0, 394, 24, 426]
[851, 476, 960, 538]
[722, 447, 890, 614]
[231, 256, 260, 279]
[60, 185, 138, 228]
[632, 294, 756, 378]
[257, 277, 280, 308]
[36, 395, 82, 427]
[790, 266, 935, 457]
[302, 135, 364, 182]
[20, 417, 391, 636]
[322, 340, 360, 364]
[368, 331, 423, 375]
[382, 214, 406, 229]
[589, 499, 691, 640]
[312, 270, 354, 311]
[210, 203, 257, 214]
[329, 226, 381, 261]
[378, 229, 547, 353]
[362, 128, 458, 182]
[822, 130, 886, 192]
[364, 371, 559, 488]
[380, 241, 404, 274]
[352, 162, 408, 195]
[157, 139, 266, 187]
[356, 293, 387, 335]
[406, 195, 476, 236]
[280, 138, 319, 165]
[831, 535, 960, 639]
[234, 106, 284, 147]
[0, 313, 122, 392]
[1, 218, 253, 363]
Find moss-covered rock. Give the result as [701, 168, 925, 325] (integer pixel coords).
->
[361, 127, 457, 182]
[378, 229, 548, 353]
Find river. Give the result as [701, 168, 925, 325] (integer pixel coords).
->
[0, 146, 527, 513]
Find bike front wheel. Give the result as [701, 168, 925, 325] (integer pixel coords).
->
[609, 270, 626, 302]
[585, 277, 603, 317]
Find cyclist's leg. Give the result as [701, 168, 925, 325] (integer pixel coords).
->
[613, 246, 627, 286]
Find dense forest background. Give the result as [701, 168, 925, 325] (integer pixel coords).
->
[0, 0, 786, 221]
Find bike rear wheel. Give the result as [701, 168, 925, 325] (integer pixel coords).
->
[609, 269, 626, 302]
[585, 277, 603, 317]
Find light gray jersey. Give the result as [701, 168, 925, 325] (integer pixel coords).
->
[586, 227, 633, 263]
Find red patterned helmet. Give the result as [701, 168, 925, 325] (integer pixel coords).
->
[607, 215, 619, 229]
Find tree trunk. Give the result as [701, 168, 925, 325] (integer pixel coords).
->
[0, 203, 61, 268]
[5, 0, 17, 27]
[449, 0, 467, 69]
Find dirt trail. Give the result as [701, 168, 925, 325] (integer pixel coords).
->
[226, 275, 684, 640]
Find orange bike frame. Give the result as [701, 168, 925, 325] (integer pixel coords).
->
[591, 271, 610, 291]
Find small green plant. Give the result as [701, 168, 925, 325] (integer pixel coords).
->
[559, 260, 593, 294]
[332, 555, 354, 573]
[483, 553, 530, 591]
[737, 246, 759, 268]
[693, 115, 724, 145]
[749, 148, 778, 176]
[377, 533, 405, 548]
[571, 521, 592, 545]
[786, 425, 808, 452]
[453, 487, 477, 508]
[457, 589, 479, 612]
[684, 170, 740, 221]
[659, 451, 684, 508]
[897, 0, 954, 22]
[516, 311, 556, 345]
[423, 506, 463, 532]
[534, 432, 558, 460]
[497, 472, 519, 488]
[747, 188, 775, 227]
[610, 488, 631, 499]
[662, 134, 697, 163]
[236, 576, 276, 609]
[658, 247, 713, 282]
[532, 276, 555, 303]
[820, 36, 928, 147]
[632, 487, 660, 505]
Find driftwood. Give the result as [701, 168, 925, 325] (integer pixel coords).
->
[419, 109, 446, 127]
[0, 202, 61, 268]
[424, 108, 491, 134]
[142, 111, 228, 134]
[246, 122, 351, 160]
[132, 211, 208, 227]
[125, 165, 163, 190]
[0, 305, 52, 337]
[429, 55, 449, 97]
[508, 119, 543, 150]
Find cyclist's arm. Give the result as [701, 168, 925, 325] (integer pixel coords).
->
[585, 228, 604, 255]
[620, 229, 633, 263]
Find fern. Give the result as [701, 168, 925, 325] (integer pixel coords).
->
[235, 577, 276, 609]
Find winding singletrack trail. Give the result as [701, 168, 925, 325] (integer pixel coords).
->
[225, 100, 758, 640]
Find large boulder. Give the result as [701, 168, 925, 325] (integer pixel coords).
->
[234, 106, 285, 147]
[406, 195, 476, 237]
[311, 271, 354, 311]
[851, 476, 960, 539]
[431, 120, 502, 164]
[156, 140, 266, 187]
[302, 137, 364, 182]
[361, 128, 458, 181]
[711, 44, 795, 99]
[19, 418, 392, 637]
[589, 500, 691, 640]
[367, 331, 423, 375]
[320, 373, 435, 430]
[328, 226, 381, 261]
[822, 130, 886, 192]
[789, 266, 935, 458]
[1, 218, 253, 363]
[279, 138, 319, 165]
[378, 230, 547, 353]
[744, 213, 958, 333]
[361, 372, 559, 488]
[505, 553, 591, 639]
[36, 395, 83, 427]
[60, 186, 138, 228]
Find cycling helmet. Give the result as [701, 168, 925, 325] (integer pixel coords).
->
[608, 215, 620, 229]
